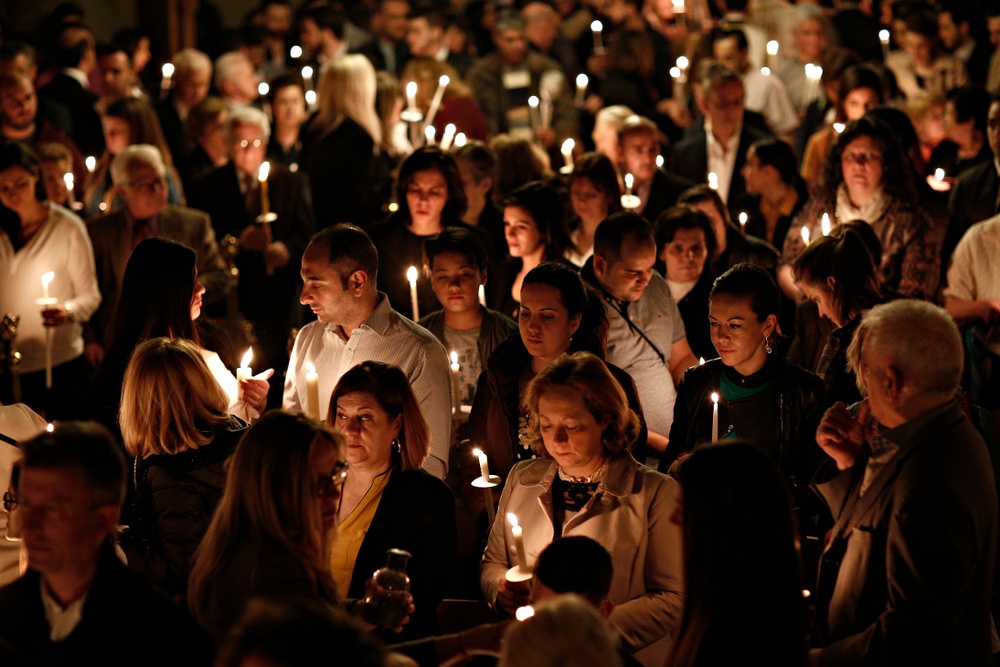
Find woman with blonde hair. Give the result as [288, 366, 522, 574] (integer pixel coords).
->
[300, 54, 388, 227]
[187, 411, 346, 639]
[327, 361, 455, 641]
[119, 337, 247, 601]
[401, 57, 489, 141]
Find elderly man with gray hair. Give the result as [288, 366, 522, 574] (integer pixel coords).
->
[156, 48, 213, 165]
[84, 144, 230, 364]
[188, 105, 315, 407]
[810, 299, 998, 665]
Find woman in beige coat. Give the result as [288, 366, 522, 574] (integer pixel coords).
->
[480, 351, 682, 667]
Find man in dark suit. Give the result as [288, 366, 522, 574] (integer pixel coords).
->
[38, 24, 105, 156]
[155, 48, 213, 168]
[811, 300, 998, 665]
[945, 95, 1000, 270]
[188, 106, 315, 406]
[0, 423, 215, 666]
[405, 4, 473, 79]
[668, 63, 771, 219]
[355, 0, 412, 77]
[618, 114, 694, 225]
[85, 144, 231, 361]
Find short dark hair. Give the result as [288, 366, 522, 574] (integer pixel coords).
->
[395, 146, 468, 222]
[97, 42, 130, 64]
[616, 114, 659, 146]
[20, 421, 127, 511]
[53, 25, 93, 69]
[452, 140, 496, 184]
[311, 223, 380, 286]
[715, 28, 749, 52]
[536, 537, 613, 607]
[947, 85, 991, 137]
[423, 226, 488, 273]
[654, 205, 717, 260]
[749, 138, 797, 186]
[904, 9, 939, 40]
[410, 2, 449, 29]
[266, 72, 305, 107]
[594, 211, 655, 265]
[301, 4, 346, 39]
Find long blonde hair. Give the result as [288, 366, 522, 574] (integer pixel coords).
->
[187, 411, 342, 629]
[119, 337, 230, 458]
[314, 54, 382, 148]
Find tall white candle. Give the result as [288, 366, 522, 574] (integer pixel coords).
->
[478, 284, 487, 307]
[450, 351, 462, 412]
[711, 392, 719, 442]
[507, 513, 529, 571]
[560, 138, 575, 173]
[405, 80, 418, 111]
[766, 40, 779, 69]
[575, 73, 588, 105]
[624, 173, 634, 196]
[821, 212, 831, 236]
[160, 62, 174, 101]
[424, 124, 436, 146]
[474, 448, 491, 483]
[407, 266, 420, 320]
[258, 161, 271, 216]
[305, 363, 320, 420]
[425, 74, 450, 127]
[591, 20, 604, 52]
[528, 95, 540, 131]
[236, 347, 253, 401]
[440, 123, 457, 150]
[879, 29, 890, 59]
[39, 272, 56, 390]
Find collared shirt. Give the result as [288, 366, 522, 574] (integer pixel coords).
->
[741, 68, 800, 136]
[60, 67, 89, 89]
[41, 579, 88, 642]
[283, 293, 453, 478]
[705, 120, 741, 204]
[860, 401, 954, 495]
[943, 214, 1000, 355]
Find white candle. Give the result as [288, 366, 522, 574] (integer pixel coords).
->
[560, 138, 575, 173]
[425, 74, 450, 127]
[424, 124, 436, 146]
[258, 161, 271, 216]
[711, 391, 719, 442]
[406, 80, 418, 110]
[236, 347, 253, 401]
[450, 350, 462, 412]
[833, 122, 845, 134]
[821, 212, 831, 236]
[591, 20, 604, 52]
[708, 172, 719, 190]
[41, 271, 53, 301]
[670, 66, 686, 104]
[440, 123, 457, 150]
[738, 211, 747, 234]
[454, 132, 467, 148]
[879, 29, 890, 59]
[528, 95, 540, 130]
[305, 89, 317, 109]
[257, 82, 269, 97]
[478, 284, 487, 307]
[290, 44, 303, 59]
[407, 266, 419, 320]
[507, 513, 529, 571]
[801, 226, 811, 245]
[85, 156, 96, 173]
[935, 167, 945, 180]
[624, 173, 634, 196]
[63, 173, 76, 208]
[699, 357, 705, 365]
[766, 40, 779, 69]
[305, 363, 320, 420]
[473, 448, 490, 483]
[39, 271, 56, 390]
[160, 62, 174, 101]
[804, 64, 822, 104]
[575, 73, 588, 105]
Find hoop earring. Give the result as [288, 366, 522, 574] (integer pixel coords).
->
[392, 438, 401, 454]
[763, 335, 772, 354]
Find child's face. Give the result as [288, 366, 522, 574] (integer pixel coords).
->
[430, 250, 485, 315]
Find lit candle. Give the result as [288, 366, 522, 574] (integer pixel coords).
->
[258, 161, 271, 216]
[575, 73, 588, 105]
[833, 122, 845, 134]
[656, 155, 664, 169]
[305, 89, 317, 108]
[591, 20, 604, 53]
[801, 226, 811, 245]
[63, 172, 77, 209]
[560, 138, 575, 174]
[761, 66, 771, 76]
[305, 362, 320, 420]
[440, 123, 457, 150]
[821, 212, 831, 236]
[478, 284, 487, 307]
[474, 448, 490, 483]
[766, 40, 779, 69]
[41, 271, 54, 302]
[804, 64, 822, 104]
[708, 172, 719, 190]
[450, 351, 462, 412]
[507, 512, 529, 572]
[38, 272, 56, 390]
[85, 156, 96, 173]
[621, 173, 640, 210]
[290, 45, 303, 59]
[625, 173, 634, 197]
[425, 74, 450, 127]
[528, 95, 540, 131]
[738, 211, 747, 235]
[160, 62, 174, 101]
[515, 606, 535, 621]
[711, 391, 719, 442]
[879, 29, 890, 59]
[407, 266, 419, 320]
[257, 81, 269, 97]
[424, 124, 436, 146]
[236, 347, 253, 401]
[670, 66, 686, 104]
[301, 65, 314, 94]
[927, 167, 950, 192]
[402, 81, 422, 123]
[699, 357, 705, 365]
[454, 132, 467, 148]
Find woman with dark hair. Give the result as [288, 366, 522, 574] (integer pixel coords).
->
[779, 115, 941, 302]
[662, 264, 825, 516]
[0, 140, 100, 418]
[481, 351, 681, 666]
[653, 205, 717, 361]
[737, 137, 809, 249]
[488, 134, 550, 205]
[467, 262, 647, 526]
[801, 65, 885, 186]
[565, 152, 622, 267]
[94, 238, 269, 442]
[792, 225, 885, 404]
[265, 72, 308, 169]
[934, 84, 992, 177]
[599, 29, 678, 142]
[83, 96, 184, 217]
[670, 442, 807, 667]
[369, 146, 485, 320]
[326, 361, 455, 641]
[489, 180, 573, 318]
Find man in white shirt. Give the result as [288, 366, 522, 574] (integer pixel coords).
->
[284, 224, 454, 478]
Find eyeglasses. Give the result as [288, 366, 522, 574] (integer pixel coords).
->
[125, 178, 165, 193]
[235, 138, 264, 151]
[316, 461, 349, 497]
[3, 491, 16, 512]
[842, 151, 882, 166]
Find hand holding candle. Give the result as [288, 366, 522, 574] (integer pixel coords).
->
[236, 347, 253, 401]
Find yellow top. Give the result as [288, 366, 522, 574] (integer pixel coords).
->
[331, 467, 393, 596]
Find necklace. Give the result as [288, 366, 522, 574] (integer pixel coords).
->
[557, 459, 609, 484]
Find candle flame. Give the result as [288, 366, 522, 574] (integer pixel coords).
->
[935, 168, 945, 180]
[258, 82, 269, 96]
[301, 65, 313, 79]
[515, 606, 535, 621]
[676, 56, 689, 70]
[624, 173, 634, 189]
[711, 392, 719, 404]
[438, 74, 450, 87]
[305, 90, 317, 105]
[801, 226, 811, 244]
[528, 95, 539, 108]
[161, 62, 174, 77]
[473, 447, 484, 459]
[738, 211, 747, 225]
[290, 45, 303, 59]
[46, 423, 54, 432]
[240, 347, 253, 368]
[767, 40, 779, 56]
[821, 213, 831, 236]
[591, 20, 603, 32]
[879, 29, 889, 43]
[388, 202, 399, 212]
[406, 80, 417, 97]
[760, 66, 771, 76]
[258, 161, 270, 183]
[63, 172, 74, 189]
[85, 156, 96, 172]
[833, 122, 845, 134]
[425, 125, 436, 142]
[454, 132, 467, 147]
[708, 172, 718, 190]
[561, 138, 575, 155]
[656, 155, 664, 169]
[507, 512, 520, 528]
[576, 73, 588, 88]
[305, 361, 316, 374]
[699, 357, 705, 365]
[444, 122, 456, 135]
[41, 271, 54, 288]
[450, 350, 458, 364]
[670, 66, 681, 79]
[407, 266, 418, 283]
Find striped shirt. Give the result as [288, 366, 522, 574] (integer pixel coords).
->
[283, 294, 453, 478]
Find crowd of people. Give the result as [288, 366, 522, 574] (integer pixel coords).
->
[1, 0, 1000, 665]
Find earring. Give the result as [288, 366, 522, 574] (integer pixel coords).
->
[764, 335, 772, 354]
[392, 438, 401, 454]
